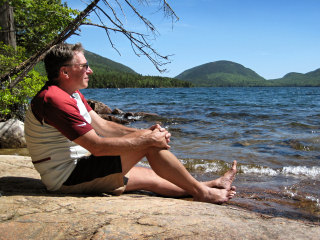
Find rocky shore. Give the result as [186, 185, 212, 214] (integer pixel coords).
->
[0, 155, 319, 240]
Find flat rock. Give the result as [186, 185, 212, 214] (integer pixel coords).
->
[0, 155, 319, 240]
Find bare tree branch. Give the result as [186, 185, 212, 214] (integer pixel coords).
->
[102, 0, 123, 26]
[124, 0, 156, 32]
[89, 0, 177, 72]
[162, 0, 179, 20]
[90, 9, 122, 55]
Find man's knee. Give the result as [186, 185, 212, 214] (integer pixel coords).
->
[146, 147, 170, 157]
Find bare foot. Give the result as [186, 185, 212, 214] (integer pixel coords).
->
[194, 186, 236, 204]
[204, 160, 237, 190]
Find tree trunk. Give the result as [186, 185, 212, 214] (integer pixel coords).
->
[0, 1, 16, 48]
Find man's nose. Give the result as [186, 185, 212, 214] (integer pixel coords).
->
[87, 66, 93, 74]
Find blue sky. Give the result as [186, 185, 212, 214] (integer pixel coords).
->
[66, 0, 320, 79]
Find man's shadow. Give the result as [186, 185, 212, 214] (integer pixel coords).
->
[0, 176, 89, 197]
[0, 176, 157, 198]
[0, 176, 50, 196]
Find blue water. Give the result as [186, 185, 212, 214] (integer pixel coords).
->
[82, 87, 320, 222]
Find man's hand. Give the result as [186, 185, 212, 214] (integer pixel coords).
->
[149, 124, 171, 144]
[147, 128, 171, 149]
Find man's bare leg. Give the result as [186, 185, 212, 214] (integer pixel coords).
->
[125, 166, 237, 198]
[125, 166, 189, 197]
[121, 148, 237, 204]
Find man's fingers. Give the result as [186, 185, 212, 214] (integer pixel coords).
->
[149, 124, 160, 131]
[165, 133, 171, 142]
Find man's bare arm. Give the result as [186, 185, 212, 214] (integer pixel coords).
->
[73, 127, 170, 156]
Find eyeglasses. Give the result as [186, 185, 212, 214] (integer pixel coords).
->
[62, 62, 89, 70]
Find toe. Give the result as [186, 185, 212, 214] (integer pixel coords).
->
[232, 160, 237, 169]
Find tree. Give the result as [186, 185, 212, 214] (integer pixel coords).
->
[0, 0, 178, 88]
[0, 0, 79, 120]
[0, 1, 16, 48]
[0, 43, 46, 120]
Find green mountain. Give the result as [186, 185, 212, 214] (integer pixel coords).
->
[84, 50, 192, 88]
[268, 68, 320, 86]
[175, 61, 267, 87]
[84, 50, 136, 74]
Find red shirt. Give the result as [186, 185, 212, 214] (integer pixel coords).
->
[31, 84, 93, 140]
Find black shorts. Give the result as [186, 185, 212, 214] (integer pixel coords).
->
[63, 155, 123, 186]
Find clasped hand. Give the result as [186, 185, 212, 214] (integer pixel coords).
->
[148, 124, 171, 149]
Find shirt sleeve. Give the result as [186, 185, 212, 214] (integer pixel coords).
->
[78, 90, 93, 113]
[43, 91, 93, 141]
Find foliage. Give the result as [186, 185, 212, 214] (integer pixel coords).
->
[0, 41, 26, 72]
[0, 70, 47, 120]
[0, 42, 47, 120]
[7, 0, 78, 56]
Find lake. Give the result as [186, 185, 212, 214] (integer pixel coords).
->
[82, 87, 320, 222]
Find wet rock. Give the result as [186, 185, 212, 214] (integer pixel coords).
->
[0, 119, 26, 148]
[135, 112, 160, 118]
[87, 99, 112, 114]
[99, 114, 129, 124]
[112, 108, 124, 115]
[0, 155, 319, 240]
[124, 112, 134, 118]
[124, 112, 161, 121]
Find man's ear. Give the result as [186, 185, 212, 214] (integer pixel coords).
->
[60, 67, 69, 79]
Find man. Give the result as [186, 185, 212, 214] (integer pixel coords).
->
[24, 43, 237, 203]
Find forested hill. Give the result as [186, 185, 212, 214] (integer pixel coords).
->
[85, 50, 192, 88]
[267, 68, 320, 86]
[175, 61, 320, 87]
[85, 50, 136, 74]
[175, 61, 267, 87]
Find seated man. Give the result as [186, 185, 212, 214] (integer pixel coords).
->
[24, 43, 237, 203]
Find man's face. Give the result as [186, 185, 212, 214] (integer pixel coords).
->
[64, 51, 93, 91]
